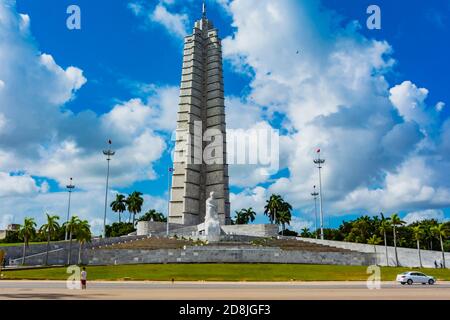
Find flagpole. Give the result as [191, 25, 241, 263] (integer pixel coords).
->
[102, 140, 115, 238]
[166, 167, 173, 237]
[314, 149, 325, 240]
[311, 185, 319, 239]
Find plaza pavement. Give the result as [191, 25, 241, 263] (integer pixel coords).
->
[1, 281, 450, 300]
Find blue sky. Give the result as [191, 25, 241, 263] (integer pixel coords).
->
[1, 0, 449, 234]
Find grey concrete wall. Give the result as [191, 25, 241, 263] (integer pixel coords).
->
[9, 246, 88, 266]
[3, 235, 148, 265]
[86, 246, 375, 266]
[222, 224, 278, 237]
[137, 221, 186, 236]
[297, 237, 449, 268]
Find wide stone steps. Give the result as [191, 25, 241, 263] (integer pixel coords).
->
[103, 236, 352, 253]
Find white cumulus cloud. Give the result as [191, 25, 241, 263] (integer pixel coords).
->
[403, 209, 446, 225]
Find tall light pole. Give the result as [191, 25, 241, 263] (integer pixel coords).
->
[166, 167, 173, 237]
[65, 177, 75, 241]
[313, 149, 325, 240]
[311, 185, 319, 239]
[103, 139, 115, 238]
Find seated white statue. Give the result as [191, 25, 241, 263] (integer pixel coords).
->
[204, 191, 221, 242]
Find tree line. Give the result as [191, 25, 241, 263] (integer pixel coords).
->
[299, 213, 449, 268]
[10, 214, 91, 266]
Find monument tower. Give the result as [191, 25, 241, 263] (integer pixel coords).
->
[169, 2, 231, 226]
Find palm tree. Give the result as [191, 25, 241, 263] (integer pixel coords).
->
[276, 210, 292, 236]
[264, 194, 283, 224]
[277, 200, 293, 235]
[138, 209, 166, 222]
[110, 194, 127, 223]
[391, 213, 405, 267]
[379, 213, 391, 266]
[19, 217, 37, 265]
[300, 228, 311, 238]
[126, 191, 144, 225]
[235, 208, 256, 225]
[39, 213, 60, 265]
[421, 220, 438, 250]
[367, 234, 382, 254]
[234, 210, 246, 225]
[242, 208, 256, 224]
[431, 223, 448, 269]
[411, 225, 424, 268]
[76, 220, 92, 265]
[63, 216, 81, 265]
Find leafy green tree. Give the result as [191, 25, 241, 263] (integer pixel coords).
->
[138, 209, 167, 222]
[431, 223, 448, 268]
[39, 213, 60, 265]
[126, 191, 144, 225]
[105, 222, 135, 237]
[19, 217, 37, 265]
[419, 219, 439, 250]
[279, 229, 298, 237]
[63, 216, 81, 265]
[345, 215, 372, 243]
[391, 213, 406, 267]
[110, 194, 127, 223]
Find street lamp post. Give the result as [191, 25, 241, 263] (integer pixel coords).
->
[166, 167, 173, 237]
[311, 185, 319, 239]
[313, 149, 325, 240]
[103, 140, 115, 238]
[65, 177, 75, 241]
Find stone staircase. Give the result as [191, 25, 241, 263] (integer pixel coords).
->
[102, 235, 353, 253]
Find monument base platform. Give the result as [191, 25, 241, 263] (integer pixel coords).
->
[137, 221, 278, 238]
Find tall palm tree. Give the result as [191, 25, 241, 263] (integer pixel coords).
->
[276, 210, 292, 236]
[110, 194, 127, 223]
[412, 225, 424, 268]
[39, 213, 60, 266]
[63, 215, 81, 265]
[379, 213, 391, 266]
[264, 194, 283, 224]
[391, 213, 405, 267]
[19, 217, 37, 265]
[76, 220, 92, 265]
[431, 223, 448, 269]
[126, 191, 144, 226]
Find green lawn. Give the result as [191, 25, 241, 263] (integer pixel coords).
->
[2, 264, 450, 281]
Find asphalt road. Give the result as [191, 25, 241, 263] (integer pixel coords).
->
[1, 281, 450, 300]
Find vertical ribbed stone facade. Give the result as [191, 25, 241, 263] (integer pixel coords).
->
[169, 11, 230, 226]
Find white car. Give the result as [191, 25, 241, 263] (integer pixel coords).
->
[396, 271, 436, 285]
